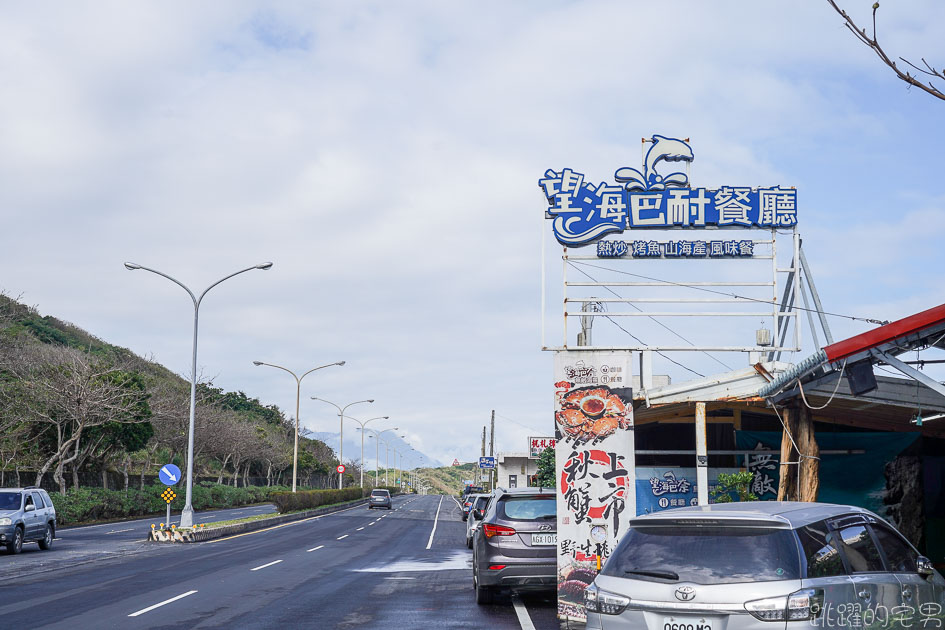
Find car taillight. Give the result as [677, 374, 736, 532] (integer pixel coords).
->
[745, 588, 824, 622]
[488, 565, 507, 570]
[482, 523, 516, 538]
[584, 582, 630, 616]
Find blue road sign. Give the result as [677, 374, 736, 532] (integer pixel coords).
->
[159, 464, 182, 486]
[479, 457, 496, 469]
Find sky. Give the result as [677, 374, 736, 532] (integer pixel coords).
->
[2, 1, 944, 469]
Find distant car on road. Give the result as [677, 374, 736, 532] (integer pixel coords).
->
[368, 489, 392, 510]
[0, 487, 57, 554]
[472, 487, 556, 604]
[465, 493, 491, 549]
[584, 501, 945, 629]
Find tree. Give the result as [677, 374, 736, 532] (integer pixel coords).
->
[711, 471, 758, 503]
[535, 446, 556, 488]
[827, 1, 944, 101]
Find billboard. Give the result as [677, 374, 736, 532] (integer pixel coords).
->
[553, 352, 634, 622]
[528, 436, 556, 458]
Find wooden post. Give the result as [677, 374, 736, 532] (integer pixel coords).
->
[797, 405, 820, 502]
[776, 407, 798, 501]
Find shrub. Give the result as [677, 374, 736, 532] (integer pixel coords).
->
[49, 482, 290, 526]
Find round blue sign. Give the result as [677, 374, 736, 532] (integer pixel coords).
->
[159, 464, 182, 486]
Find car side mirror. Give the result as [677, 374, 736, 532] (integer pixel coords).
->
[917, 556, 934, 577]
[24, 504, 35, 513]
[473, 509, 484, 520]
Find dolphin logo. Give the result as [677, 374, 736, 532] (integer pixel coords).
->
[615, 135, 694, 191]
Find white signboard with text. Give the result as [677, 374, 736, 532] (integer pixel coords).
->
[553, 351, 634, 622]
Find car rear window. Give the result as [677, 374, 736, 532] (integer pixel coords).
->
[603, 525, 801, 584]
[498, 496, 556, 521]
[0, 492, 21, 510]
[371, 490, 389, 497]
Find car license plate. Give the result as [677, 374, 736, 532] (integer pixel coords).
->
[531, 533, 557, 546]
[662, 618, 712, 630]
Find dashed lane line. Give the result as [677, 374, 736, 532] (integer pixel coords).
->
[337, 534, 349, 540]
[307, 545, 324, 552]
[512, 596, 537, 630]
[128, 590, 198, 617]
[356, 527, 365, 531]
[204, 503, 367, 544]
[250, 560, 283, 571]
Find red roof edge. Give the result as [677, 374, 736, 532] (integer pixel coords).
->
[823, 302, 945, 363]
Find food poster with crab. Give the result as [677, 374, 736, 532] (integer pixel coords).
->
[553, 352, 635, 622]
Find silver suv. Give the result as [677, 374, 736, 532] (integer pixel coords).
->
[0, 487, 57, 554]
[472, 487, 556, 604]
[585, 502, 944, 629]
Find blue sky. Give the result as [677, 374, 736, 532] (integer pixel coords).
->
[1, 1, 943, 467]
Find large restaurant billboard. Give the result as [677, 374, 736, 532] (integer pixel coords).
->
[553, 352, 634, 622]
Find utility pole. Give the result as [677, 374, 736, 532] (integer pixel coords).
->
[489, 410, 495, 491]
[481, 426, 486, 488]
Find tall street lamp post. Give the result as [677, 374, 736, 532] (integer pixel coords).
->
[312, 397, 373, 489]
[252, 360, 345, 492]
[348, 416, 389, 488]
[362, 428, 399, 487]
[124, 261, 272, 529]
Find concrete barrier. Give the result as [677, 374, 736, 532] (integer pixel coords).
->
[147, 498, 371, 543]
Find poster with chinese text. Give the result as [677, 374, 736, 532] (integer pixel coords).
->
[553, 351, 634, 621]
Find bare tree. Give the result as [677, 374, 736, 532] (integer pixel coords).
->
[827, 1, 944, 101]
[6, 344, 150, 493]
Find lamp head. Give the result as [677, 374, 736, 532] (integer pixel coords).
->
[367, 399, 375, 403]
[336, 361, 346, 366]
[253, 361, 263, 366]
[124, 262, 142, 270]
[256, 262, 274, 270]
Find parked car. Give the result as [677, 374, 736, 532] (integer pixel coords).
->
[0, 487, 57, 554]
[368, 489, 392, 510]
[472, 487, 556, 604]
[465, 493, 491, 549]
[584, 501, 945, 629]
[460, 486, 485, 522]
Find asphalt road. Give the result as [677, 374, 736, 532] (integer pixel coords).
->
[0, 494, 559, 629]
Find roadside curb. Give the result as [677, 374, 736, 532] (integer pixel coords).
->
[147, 498, 371, 543]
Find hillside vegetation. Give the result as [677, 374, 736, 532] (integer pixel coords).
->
[416, 462, 484, 495]
[0, 293, 349, 493]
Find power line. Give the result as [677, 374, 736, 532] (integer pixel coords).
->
[568, 262, 732, 373]
[566, 263, 705, 378]
[570, 261, 890, 326]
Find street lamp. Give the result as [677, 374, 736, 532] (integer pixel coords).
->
[124, 261, 272, 529]
[312, 397, 373, 489]
[361, 427, 399, 487]
[252, 360, 345, 492]
[347, 416, 390, 488]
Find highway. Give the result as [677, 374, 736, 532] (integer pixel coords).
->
[0, 494, 558, 629]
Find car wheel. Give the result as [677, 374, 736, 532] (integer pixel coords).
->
[6, 526, 23, 554]
[474, 568, 495, 605]
[466, 534, 472, 549]
[38, 524, 53, 550]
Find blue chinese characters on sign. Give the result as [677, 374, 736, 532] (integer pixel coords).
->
[540, 135, 797, 247]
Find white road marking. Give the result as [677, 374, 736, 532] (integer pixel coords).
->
[355, 550, 472, 573]
[106, 528, 135, 534]
[307, 545, 324, 552]
[512, 596, 537, 630]
[337, 534, 349, 540]
[128, 590, 198, 617]
[356, 527, 364, 531]
[385, 577, 415, 580]
[250, 560, 283, 571]
[425, 496, 443, 550]
[367, 522, 375, 526]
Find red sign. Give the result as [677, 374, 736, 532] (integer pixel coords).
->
[452, 459, 460, 466]
[336, 464, 346, 474]
[528, 436, 556, 458]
